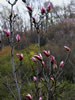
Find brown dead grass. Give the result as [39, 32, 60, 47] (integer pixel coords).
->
[0, 46, 10, 55]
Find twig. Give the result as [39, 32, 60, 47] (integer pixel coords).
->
[7, 0, 21, 100]
[3, 80, 17, 100]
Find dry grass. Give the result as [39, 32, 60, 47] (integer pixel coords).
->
[0, 46, 10, 56]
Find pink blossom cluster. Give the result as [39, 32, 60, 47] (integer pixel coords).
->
[41, 3, 51, 15]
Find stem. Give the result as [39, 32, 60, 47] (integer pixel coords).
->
[54, 76, 57, 100]
[47, 57, 51, 100]
[37, 32, 40, 55]
[64, 51, 71, 65]
[35, 79, 39, 100]
[35, 29, 40, 100]
[3, 82, 17, 100]
[30, 16, 32, 31]
[46, 13, 48, 32]
[10, 5, 21, 100]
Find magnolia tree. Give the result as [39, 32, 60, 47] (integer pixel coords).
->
[3, 0, 21, 100]
[3, 0, 71, 100]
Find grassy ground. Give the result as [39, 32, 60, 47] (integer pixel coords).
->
[0, 45, 75, 100]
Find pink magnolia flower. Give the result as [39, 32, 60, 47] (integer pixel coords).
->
[50, 55, 56, 64]
[53, 63, 57, 70]
[41, 61, 45, 67]
[26, 94, 32, 100]
[32, 57, 36, 62]
[34, 54, 43, 61]
[41, 7, 45, 15]
[3, 30, 10, 37]
[64, 46, 70, 51]
[33, 76, 37, 82]
[47, 3, 51, 12]
[26, 6, 32, 12]
[16, 34, 21, 42]
[39, 97, 42, 100]
[16, 53, 24, 61]
[59, 61, 64, 68]
[40, 77, 44, 81]
[43, 50, 50, 57]
[50, 77, 54, 82]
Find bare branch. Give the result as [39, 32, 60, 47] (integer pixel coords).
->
[3, 81, 17, 100]
[22, 0, 26, 3]
[6, 0, 18, 6]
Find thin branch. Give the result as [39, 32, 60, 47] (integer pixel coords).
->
[3, 82, 17, 100]
[6, 0, 18, 6]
